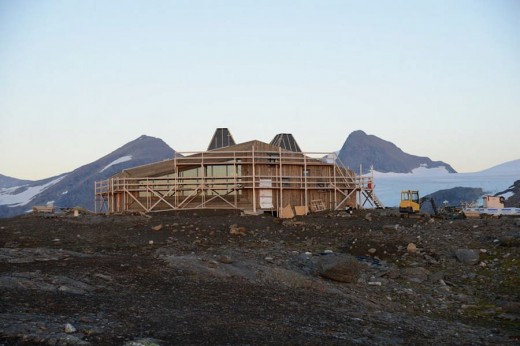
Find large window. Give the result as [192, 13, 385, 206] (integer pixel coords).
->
[179, 164, 242, 196]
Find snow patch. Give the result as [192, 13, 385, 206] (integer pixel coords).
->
[374, 173, 519, 207]
[478, 159, 520, 174]
[369, 168, 518, 208]
[373, 166, 452, 177]
[100, 155, 132, 173]
[0, 176, 66, 207]
[497, 191, 514, 199]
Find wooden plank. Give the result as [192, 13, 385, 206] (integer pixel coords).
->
[32, 206, 54, 214]
[294, 206, 308, 216]
[279, 204, 295, 219]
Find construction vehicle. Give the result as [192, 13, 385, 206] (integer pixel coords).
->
[399, 190, 438, 215]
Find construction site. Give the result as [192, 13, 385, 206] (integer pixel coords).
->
[2, 128, 519, 345]
[95, 128, 383, 216]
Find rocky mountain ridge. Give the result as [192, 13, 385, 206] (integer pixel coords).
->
[0, 173, 32, 189]
[0, 135, 176, 218]
[424, 180, 520, 208]
[496, 180, 520, 207]
[337, 130, 456, 174]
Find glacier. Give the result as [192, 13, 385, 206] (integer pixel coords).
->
[371, 161, 519, 207]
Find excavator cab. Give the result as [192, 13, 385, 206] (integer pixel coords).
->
[399, 190, 420, 214]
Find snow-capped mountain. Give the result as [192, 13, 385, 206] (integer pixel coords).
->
[479, 159, 520, 175]
[0, 135, 176, 218]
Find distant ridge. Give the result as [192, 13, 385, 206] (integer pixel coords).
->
[337, 130, 457, 174]
[0, 135, 176, 218]
[0, 174, 32, 189]
[478, 159, 520, 174]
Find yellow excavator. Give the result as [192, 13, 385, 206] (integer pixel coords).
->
[399, 190, 438, 215]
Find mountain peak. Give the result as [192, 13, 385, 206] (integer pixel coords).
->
[337, 131, 456, 174]
[136, 134, 159, 141]
[0, 136, 176, 218]
[350, 130, 367, 136]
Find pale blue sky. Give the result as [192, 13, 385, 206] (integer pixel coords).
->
[1, 0, 519, 180]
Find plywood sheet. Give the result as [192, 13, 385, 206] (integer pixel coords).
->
[279, 204, 295, 219]
[294, 206, 308, 216]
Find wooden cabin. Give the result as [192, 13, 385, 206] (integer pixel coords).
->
[94, 129, 383, 215]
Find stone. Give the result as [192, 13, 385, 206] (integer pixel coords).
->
[406, 243, 417, 254]
[368, 248, 377, 255]
[317, 254, 363, 283]
[455, 249, 480, 265]
[229, 224, 247, 236]
[152, 224, 163, 231]
[364, 213, 373, 222]
[218, 255, 233, 264]
[383, 224, 399, 232]
[64, 323, 77, 333]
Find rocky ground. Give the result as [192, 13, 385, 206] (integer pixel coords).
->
[0, 209, 519, 345]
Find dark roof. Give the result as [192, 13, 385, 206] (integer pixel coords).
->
[270, 133, 302, 152]
[208, 128, 236, 150]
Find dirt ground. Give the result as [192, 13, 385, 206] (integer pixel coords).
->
[0, 209, 519, 345]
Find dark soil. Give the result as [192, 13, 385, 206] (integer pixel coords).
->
[1, 209, 519, 345]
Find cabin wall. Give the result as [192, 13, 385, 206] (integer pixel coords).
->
[96, 146, 359, 214]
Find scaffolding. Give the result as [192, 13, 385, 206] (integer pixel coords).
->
[94, 147, 383, 214]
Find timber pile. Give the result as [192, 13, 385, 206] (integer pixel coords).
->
[32, 206, 54, 214]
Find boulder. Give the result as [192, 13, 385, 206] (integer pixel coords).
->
[455, 249, 480, 265]
[317, 254, 363, 283]
[64, 323, 77, 333]
[217, 255, 233, 264]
